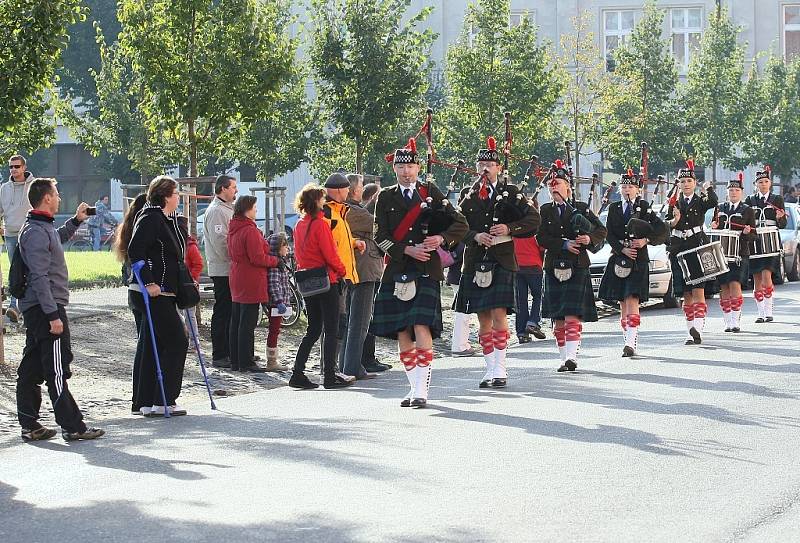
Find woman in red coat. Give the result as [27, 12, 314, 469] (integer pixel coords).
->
[228, 195, 278, 372]
[289, 184, 348, 390]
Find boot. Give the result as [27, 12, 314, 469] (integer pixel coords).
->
[265, 347, 288, 372]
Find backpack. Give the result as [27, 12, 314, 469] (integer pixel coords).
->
[8, 244, 29, 299]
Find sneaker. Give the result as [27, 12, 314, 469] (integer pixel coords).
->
[357, 372, 378, 380]
[139, 406, 152, 416]
[323, 375, 353, 389]
[145, 405, 187, 417]
[169, 405, 187, 416]
[363, 361, 389, 373]
[518, 334, 532, 344]
[527, 325, 546, 340]
[212, 357, 231, 368]
[335, 372, 356, 383]
[452, 347, 477, 357]
[6, 306, 20, 323]
[21, 426, 57, 442]
[289, 373, 319, 390]
[62, 427, 105, 441]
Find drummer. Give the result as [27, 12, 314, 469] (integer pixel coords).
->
[744, 167, 787, 323]
[665, 160, 718, 345]
[711, 173, 756, 333]
[598, 168, 667, 357]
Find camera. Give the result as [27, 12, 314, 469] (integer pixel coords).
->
[85, 207, 97, 216]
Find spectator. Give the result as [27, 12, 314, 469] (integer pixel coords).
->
[783, 185, 798, 204]
[362, 183, 380, 210]
[178, 215, 203, 341]
[265, 233, 290, 371]
[447, 242, 475, 356]
[339, 173, 383, 379]
[0, 154, 35, 323]
[87, 195, 118, 251]
[228, 195, 279, 373]
[513, 233, 547, 343]
[204, 174, 238, 368]
[289, 184, 349, 390]
[16, 177, 104, 441]
[127, 175, 189, 417]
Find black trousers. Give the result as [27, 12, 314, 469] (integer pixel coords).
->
[130, 292, 188, 408]
[294, 287, 340, 380]
[229, 302, 260, 369]
[211, 276, 232, 361]
[128, 291, 143, 409]
[16, 305, 86, 433]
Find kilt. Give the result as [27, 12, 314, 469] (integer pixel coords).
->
[718, 259, 749, 286]
[453, 266, 516, 314]
[669, 254, 709, 297]
[542, 268, 598, 322]
[370, 276, 443, 340]
[749, 255, 779, 275]
[598, 260, 650, 303]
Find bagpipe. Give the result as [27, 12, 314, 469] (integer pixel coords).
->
[415, 109, 459, 236]
[560, 140, 596, 236]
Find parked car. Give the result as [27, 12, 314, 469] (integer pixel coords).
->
[589, 206, 678, 308]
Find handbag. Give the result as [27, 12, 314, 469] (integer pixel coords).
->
[393, 272, 419, 301]
[175, 261, 200, 309]
[474, 261, 496, 288]
[437, 246, 455, 268]
[295, 266, 331, 298]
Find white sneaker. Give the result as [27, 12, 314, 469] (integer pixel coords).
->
[169, 405, 187, 416]
[139, 406, 152, 416]
[335, 372, 356, 383]
[146, 405, 188, 417]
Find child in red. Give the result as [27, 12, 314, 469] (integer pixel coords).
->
[266, 233, 290, 371]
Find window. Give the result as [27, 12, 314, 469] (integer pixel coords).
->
[671, 7, 703, 72]
[785, 5, 800, 61]
[509, 10, 535, 28]
[604, 10, 636, 71]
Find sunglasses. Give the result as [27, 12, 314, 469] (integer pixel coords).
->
[9, 164, 22, 169]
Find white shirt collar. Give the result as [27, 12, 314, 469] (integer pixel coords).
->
[400, 181, 417, 193]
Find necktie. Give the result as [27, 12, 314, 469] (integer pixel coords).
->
[479, 181, 489, 200]
[623, 202, 632, 223]
[558, 203, 566, 216]
[684, 197, 691, 208]
[404, 188, 412, 202]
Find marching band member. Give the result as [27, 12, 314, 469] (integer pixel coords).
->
[712, 173, 756, 332]
[371, 138, 467, 408]
[536, 161, 606, 372]
[665, 160, 717, 345]
[598, 168, 667, 357]
[454, 137, 540, 388]
[744, 167, 787, 323]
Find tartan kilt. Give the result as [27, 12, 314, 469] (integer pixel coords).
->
[370, 276, 443, 340]
[542, 268, 598, 322]
[669, 254, 710, 297]
[749, 255, 779, 275]
[718, 259, 749, 286]
[453, 266, 516, 314]
[598, 260, 650, 303]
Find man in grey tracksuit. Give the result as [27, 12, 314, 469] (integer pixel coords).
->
[16, 177, 104, 442]
[0, 154, 35, 321]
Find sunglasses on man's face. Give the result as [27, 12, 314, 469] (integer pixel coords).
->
[9, 164, 22, 169]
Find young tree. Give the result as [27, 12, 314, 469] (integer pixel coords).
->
[116, 0, 295, 177]
[439, 0, 562, 169]
[309, 0, 435, 174]
[682, 8, 745, 183]
[0, 0, 84, 155]
[596, 0, 681, 179]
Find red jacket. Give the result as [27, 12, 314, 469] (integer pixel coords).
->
[185, 236, 203, 282]
[513, 235, 544, 268]
[294, 212, 346, 284]
[228, 216, 278, 303]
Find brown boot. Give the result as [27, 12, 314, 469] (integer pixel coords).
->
[266, 347, 288, 372]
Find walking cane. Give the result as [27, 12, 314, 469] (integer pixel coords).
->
[185, 308, 217, 410]
[131, 260, 170, 418]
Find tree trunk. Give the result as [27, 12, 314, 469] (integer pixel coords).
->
[712, 153, 717, 185]
[188, 118, 198, 177]
[356, 138, 363, 175]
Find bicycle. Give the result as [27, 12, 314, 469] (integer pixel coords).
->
[261, 251, 306, 328]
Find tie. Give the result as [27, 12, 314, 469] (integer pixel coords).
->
[684, 197, 691, 208]
[558, 203, 566, 216]
[623, 202, 632, 223]
[479, 181, 489, 200]
[404, 188, 412, 203]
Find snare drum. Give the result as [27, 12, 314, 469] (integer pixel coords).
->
[749, 226, 781, 259]
[677, 241, 730, 285]
[707, 229, 741, 263]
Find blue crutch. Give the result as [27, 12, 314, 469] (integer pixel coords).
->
[131, 260, 170, 418]
[185, 308, 217, 410]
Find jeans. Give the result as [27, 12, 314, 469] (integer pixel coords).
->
[5, 235, 18, 309]
[294, 286, 340, 380]
[229, 302, 260, 369]
[210, 276, 232, 361]
[515, 269, 543, 336]
[338, 281, 375, 377]
[90, 226, 103, 251]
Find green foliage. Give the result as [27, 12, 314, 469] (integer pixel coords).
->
[597, 0, 681, 176]
[682, 9, 745, 181]
[309, 0, 435, 174]
[437, 0, 562, 178]
[0, 0, 84, 157]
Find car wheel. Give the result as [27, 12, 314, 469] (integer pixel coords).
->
[787, 251, 800, 282]
[662, 279, 679, 309]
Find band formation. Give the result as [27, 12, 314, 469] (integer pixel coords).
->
[369, 110, 787, 408]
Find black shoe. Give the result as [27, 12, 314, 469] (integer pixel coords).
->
[323, 375, 352, 389]
[62, 427, 105, 442]
[240, 364, 267, 373]
[491, 378, 507, 388]
[724, 328, 732, 333]
[517, 334, 531, 344]
[21, 426, 57, 442]
[479, 379, 491, 388]
[684, 339, 695, 345]
[557, 360, 577, 372]
[622, 346, 634, 357]
[400, 397, 411, 407]
[363, 361, 388, 373]
[212, 357, 231, 368]
[375, 360, 392, 370]
[410, 398, 427, 408]
[732, 327, 741, 333]
[289, 373, 319, 389]
[528, 325, 546, 340]
[689, 327, 701, 344]
[755, 317, 765, 323]
[765, 316, 774, 322]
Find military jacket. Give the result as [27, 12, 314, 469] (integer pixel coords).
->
[536, 201, 607, 270]
[666, 189, 718, 255]
[716, 201, 757, 258]
[606, 199, 668, 263]
[744, 192, 788, 229]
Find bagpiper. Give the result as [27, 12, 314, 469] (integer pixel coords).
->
[665, 159, 718, 345]
[744, 166, 787, 323]
[454, 137, 540, 388]
[536, 161, 607, 372]
[371, 138, 467, 408]
[712, 173, 756, 332]
[598, 168, 667, 357]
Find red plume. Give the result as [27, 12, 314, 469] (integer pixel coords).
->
[627, 168, 634, 177]
[555, 159, 564, 169]
[686, 159, 694, 171]
[738, 172, 744, 182]
[407, 138, 417, 153]
[765, 165, 771, 174]
[669, 193, 678, 206]
[487, 136, 496, 151]
[385, 153, 395, 163]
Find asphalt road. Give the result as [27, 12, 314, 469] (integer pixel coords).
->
[1, 284, 799, 543]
